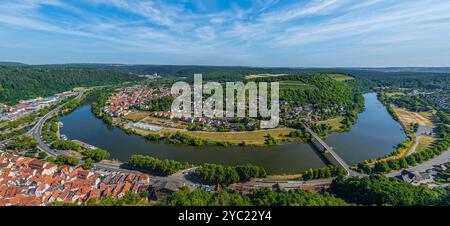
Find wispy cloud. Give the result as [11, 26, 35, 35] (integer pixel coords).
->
[0, 0, 449, 66]
[259, 0, 343, 23]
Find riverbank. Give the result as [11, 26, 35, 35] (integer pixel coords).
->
[125, 124, 297, 146]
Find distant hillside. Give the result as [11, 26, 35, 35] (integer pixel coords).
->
[250, 73, 364, 113]
[340, 69, 450, 91]
[17, 63, 450, 91]
[355, 67, 450, 73]
[45, 64, 450, 83]
[0, 62, 27, 66]
[0, 66, 141, 105]
[42, 64, 309, 82]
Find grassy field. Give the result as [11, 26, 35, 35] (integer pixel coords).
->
[279, 81, 316, 91]
[244, 73, 287, 79]
[265, 174, 302, 181]
[328, 74, 354, 81]
[122, 111, 150, 122]
[416, 136, 438, 153]
[318, 117, 345, 132]
[127, 125, 296, 145]
[417, 111, 435, 123]
[142, 116, 188, 129]
[386, 92, 405, 97]
[393, 108, 434, 127]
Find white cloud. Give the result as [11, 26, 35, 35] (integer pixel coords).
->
[0, 0, 450, 66]
[259, 0, 343, 23]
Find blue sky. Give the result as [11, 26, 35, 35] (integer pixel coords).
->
[1, 0, 450, 67]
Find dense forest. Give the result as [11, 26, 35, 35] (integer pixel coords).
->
[161, 187, 349, 206]
[0, 66, 141, 104]
[52, 64, 450, 91]
[330, 175, 450, 206]
[345, 70, 450, 91]
[251, 73, 365, 115]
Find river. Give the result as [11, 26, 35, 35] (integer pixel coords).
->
[59, 92, 407, 174]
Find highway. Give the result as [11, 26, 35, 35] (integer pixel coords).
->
[28, 90, 85, 156]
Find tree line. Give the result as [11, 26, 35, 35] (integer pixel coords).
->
[330, 174, 450, 206]
[194, 163, 267, 185]
[0, 66, 141, 105]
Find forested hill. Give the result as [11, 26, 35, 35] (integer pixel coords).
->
[0, 66, 141, 105]
[340, 69, 450, 91]
[52, 64, 450, 90]
[0, 62, 27, 66]
[46, 64, 305, 82]
[250, 73, 364, 112]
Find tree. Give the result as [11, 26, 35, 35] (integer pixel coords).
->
[47, 156, 55, 162]
[330, 175, 449, 206]
[52, 140, 82, 151]
[82, 158, 94, 169]
[194, 164, 267, 185]
[8, 136, 39, 150]
[373, 161, 390, 173]
[84, 149, 110, 162]
[24, 151, 36, 158]
[56, 155, 79, 166]
[388, 159, 400, 170]
[0, 66, 141, 105]
[264, 134, 279, 145]
[37, 152, 48, 160]
[398, 158, 409, 169]
[127, 155, 191, 175]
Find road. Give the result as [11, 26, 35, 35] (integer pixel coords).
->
[28, 90, 85, 156]
[386, 146, 450, 177]
[25, 90, 194, 187]
[386, 124, 449, 177]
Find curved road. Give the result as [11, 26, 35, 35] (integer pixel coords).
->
[386, 147, 450, 177]
[29, 90, 85, 156]
[27, 90, 193, 187]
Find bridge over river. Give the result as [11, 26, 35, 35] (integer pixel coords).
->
[303, 126, 360, 177]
